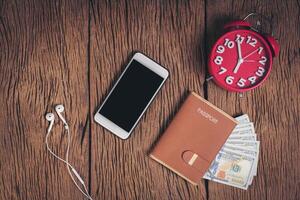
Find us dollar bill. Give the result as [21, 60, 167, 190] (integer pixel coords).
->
[224, 140, 259, 151]
[203, 148, 256, 190]
[235, 122, 254, 130]
[223, 144, 259, 176]
[235, 114, 250, 124]
[227, 134, 257, 141]
[231, 123, 255, 135]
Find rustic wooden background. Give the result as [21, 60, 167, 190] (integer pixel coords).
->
[0, 0, 299, 199]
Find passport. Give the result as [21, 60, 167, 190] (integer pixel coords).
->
[150, 92, 237, 185]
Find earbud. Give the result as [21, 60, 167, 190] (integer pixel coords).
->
[44, 104, 93, 199]
[55, 104, 68, 129]
[45, 113, 55, 133]
[55, 104, 64, 113]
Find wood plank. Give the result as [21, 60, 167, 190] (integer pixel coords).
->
[0, 0, 90, 199]
[205, 0, 300, 199]
[89, 0, 206, 199]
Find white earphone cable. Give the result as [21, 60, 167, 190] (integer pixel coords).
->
[46, 127, 93, 200]
[64, 127, 93, 200]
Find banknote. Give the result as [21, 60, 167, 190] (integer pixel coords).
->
[236, 122, 253, 128]
[203, 148, 256, 190]
[227, 134, 257, 141]
[223, 144, 259, 176]
[203, 114, 259, 190]
[225, 140, 259, 151]
[231, 123, 255, 135]
[235, 114, 250, 123]
[233, 122, 254, 131]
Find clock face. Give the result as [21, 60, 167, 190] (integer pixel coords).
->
[209, 29, 273, 92]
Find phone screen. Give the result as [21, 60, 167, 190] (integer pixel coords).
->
[98, 60, 164, 132]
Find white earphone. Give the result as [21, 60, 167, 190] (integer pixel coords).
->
[45, 105, 93, 200]
[55, 105, 68, 127]
[45, 113, 55, 133]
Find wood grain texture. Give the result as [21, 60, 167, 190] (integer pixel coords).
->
[205, 0, 300, 200]
[89, 0, 206, 199]
[0, 0, 299, 199]
[0, 0, 90, 199]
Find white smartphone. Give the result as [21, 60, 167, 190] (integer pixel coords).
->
[94, 52, 169, 139]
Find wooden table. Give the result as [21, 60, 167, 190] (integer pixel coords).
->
[0, 0, 299, 199]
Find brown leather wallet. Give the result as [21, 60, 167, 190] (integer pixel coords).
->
[150, 92, 237, 185]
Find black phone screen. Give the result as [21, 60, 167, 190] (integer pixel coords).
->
[98, 60, 165, 132]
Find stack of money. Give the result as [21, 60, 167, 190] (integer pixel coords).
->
[203, 114, 259, 190]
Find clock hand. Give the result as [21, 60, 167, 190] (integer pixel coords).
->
[233, 59, 243, 74]
[243, 60, 257, 63]
[236, 41, 243, 60]
[243, 48, 259, 60]
[233, 41, 244, 74]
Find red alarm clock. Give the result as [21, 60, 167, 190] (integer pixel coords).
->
[209, 20, 279, 92]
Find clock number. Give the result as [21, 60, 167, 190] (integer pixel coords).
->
[248, 76, 257, 84]
[246, 36, 251, 43]
[249, 39, 257, 47]
[237, 78, 246, 87]
[259, 56, 267, 65]
[225, 76, 234, 85]
[256, 66, 265, 77]
[258, 47, 264, 54]
[214, 56, 223, 65]
[224, 38, 235, 48]
[246, 36, 257, 47]
[216, 45, 225, 54]
[218, 67, 227, 75]
[235, 34, 245, 43]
